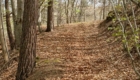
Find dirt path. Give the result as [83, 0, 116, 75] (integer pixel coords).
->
[0, 21, 137, 80]
[30, 21, 136, 80]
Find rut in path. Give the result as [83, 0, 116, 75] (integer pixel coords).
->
[0, 21, 137, 80]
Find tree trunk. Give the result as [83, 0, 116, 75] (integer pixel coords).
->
[94, 0, 96, 20]
[103, 0, 106, 19]
[38, 8, 42, 32]
[16, 0, 38, 80]
[57, 0, 62, 26]
[100, 8, 103, 20]
[73, 0, 78, 22]
[78, 0, 87, 22]
[78, 0, 82, 22]
[15, 0, 24, 49]
[5, 0, 15, 50]
[65, 0, 70, 24]
[0, 0, 9, 62]
[46, 0, 53, 32]
[11, 0, 17, 31]
[70, 0, 75, 23]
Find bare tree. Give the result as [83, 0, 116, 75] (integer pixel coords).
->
[57, 0, 62, 26]
[0, 0, 9, 62]
[64, 0, 70, 23]
[94, 0, 96, 20]
[16, 0, 38, 79]
[15, 0, 24, 49]
[78, 0, 87, 22]
[103, 0, 106, 19]
[46, 0, 53, 32]
[5, 0, 15, 50]
[11, 0, 17, 31]
[70, 0, 76, 23]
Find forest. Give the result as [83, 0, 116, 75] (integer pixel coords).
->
[0, 0, 140, 80]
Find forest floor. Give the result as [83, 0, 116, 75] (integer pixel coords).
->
[0, 21, 138, 80]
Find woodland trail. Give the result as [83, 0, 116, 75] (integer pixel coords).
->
[33, 21, 136, 80]
[0, 21, 137, 80]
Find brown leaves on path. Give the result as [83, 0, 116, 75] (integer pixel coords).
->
[0, 21, 137, 80]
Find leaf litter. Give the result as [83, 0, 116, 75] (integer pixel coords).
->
[0, 21, 138, 80]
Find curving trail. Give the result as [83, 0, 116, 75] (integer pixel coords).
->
[33, 21, 136, 80]
[0, 21, 137, 80]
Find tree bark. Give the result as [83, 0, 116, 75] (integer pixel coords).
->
[16, 0, 38, 80]
[0, 0, 9, 62]
[78, 0, 83, 22]
[46, 0, 53, 32]
[38, 8, 42, 32]
[57, 0, 62, 26]
[78, 0, 87, 22]
[103, 0, 106, 19]
[5, 0, 15, 50]
[11, 0, 17, 31]
[15, 0, 24, 49]
[94, 0, 96, 20]
[64, 0, 70, 24]
[70, 0, 75, 23]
